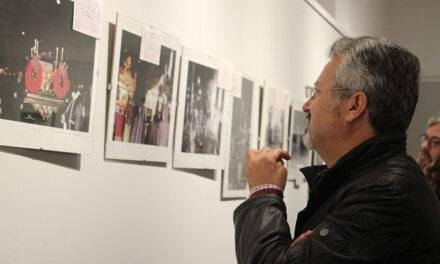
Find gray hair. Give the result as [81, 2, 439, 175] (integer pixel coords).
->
[428, 117, 440, 128]
[329, 36, 420, 134]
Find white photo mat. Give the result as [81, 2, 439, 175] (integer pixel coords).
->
[105, 14, 181, 163]
[173, 47, 232, 169]
[221, 76, 261, 199]
[0, 0, 99, 154]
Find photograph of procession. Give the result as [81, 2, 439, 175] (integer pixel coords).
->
[111, 30, 176, 147]
[0, 0, 96, 132]
[105, 14, 181, 162]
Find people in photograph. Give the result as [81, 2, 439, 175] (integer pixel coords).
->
[143, 65, 169, 145]
[123, 97, 134, 141]
[266, 107, 284, 148]
[234, 36, 440, 263]
[155, 63, 174, 146]
[130, 101, 145, 144]
[61, 87, 86, 131]
[191, 79, 205, 153]
[156, 93, 171, 147]
[204, 80, 222, 155]
[229, 95, 252, 190]
[114, 52, 136, 141]
[417, 117, 440, 174]
[229, 118, 251, 190]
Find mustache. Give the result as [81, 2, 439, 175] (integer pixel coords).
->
[421, 150, 431, 159]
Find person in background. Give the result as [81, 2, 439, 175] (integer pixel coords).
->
[417, 117, 440, 173]
[234, 36, 440, 264]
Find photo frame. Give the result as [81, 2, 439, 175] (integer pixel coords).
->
[287, 100, 312, 184]
[173, 48, 232, 169]
[259, 82, 289, 151]
[221, 76, 260, 199]
[0, 0, 99, 154]
[105, 14, 181, 163]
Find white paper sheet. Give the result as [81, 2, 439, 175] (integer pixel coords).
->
[73, 0, 103, 39]
[231, 71, 242, 98]
[218, 60, 234, 91]
[139, 25, 162, 65]
[274, 87, 289, 110]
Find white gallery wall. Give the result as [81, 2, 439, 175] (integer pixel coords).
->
[0, 1, 343, 263]
[317, 0, 440, 79]
[316, 0, 388, 36]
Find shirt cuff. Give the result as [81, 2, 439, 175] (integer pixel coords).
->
[250, 184, 283, 198]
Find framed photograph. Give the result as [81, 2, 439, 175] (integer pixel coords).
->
[221, 76, 260, 199]
[105, 14, 181, 163]
[287, 100, 312, 184]
[259, 83, 289, 150]
[0, 0, 99, 154]
[173, 48, 232, 169]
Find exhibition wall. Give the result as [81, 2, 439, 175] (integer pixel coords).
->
[0, 0, 342, 263]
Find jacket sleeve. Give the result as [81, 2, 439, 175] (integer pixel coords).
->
[233, 194, 293, 264]
[233, 183, 411, 264]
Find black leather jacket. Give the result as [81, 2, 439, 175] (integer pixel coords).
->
[234, 133, 440, 263]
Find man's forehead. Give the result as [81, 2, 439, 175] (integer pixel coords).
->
[316, 59, 339, 86]
[427, 123, 440, 136]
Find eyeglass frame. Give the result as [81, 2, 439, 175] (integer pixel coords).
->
[304, 85, 351, 99]
[420, 134, 440, 149]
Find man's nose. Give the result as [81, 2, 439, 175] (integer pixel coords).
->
[302, 99, 311, 114]
[421, 139, 430, 151]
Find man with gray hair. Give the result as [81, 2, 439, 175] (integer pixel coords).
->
[417, 117, 440, 173]
[234, 36, 440, 263]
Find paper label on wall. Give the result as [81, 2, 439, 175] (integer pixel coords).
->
[218, 60, 234, 91]
[274, 87, 289, 110]
[231, 71, 242, 98]
[72, 0, 103, 39]
[140, 26, 162, 65]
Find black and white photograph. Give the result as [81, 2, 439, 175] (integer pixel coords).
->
[173, 48, 231, 169]
[0, 0, 98, 153]
[288, 101, 312, 185]
[265, 107, 285, 148]
[222, 77, 260, 199]
[259, 84, 289, 150]
[181, 61, 224, 155]
[105, 14, 181, 163]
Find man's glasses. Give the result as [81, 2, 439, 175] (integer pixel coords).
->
[420, 134, 440, 149]
[304, 85, 350, 99]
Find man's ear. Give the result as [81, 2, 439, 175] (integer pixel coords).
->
[345, 92, 368, 122]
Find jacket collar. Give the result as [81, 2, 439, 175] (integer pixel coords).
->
[300, 132, 407, 191]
